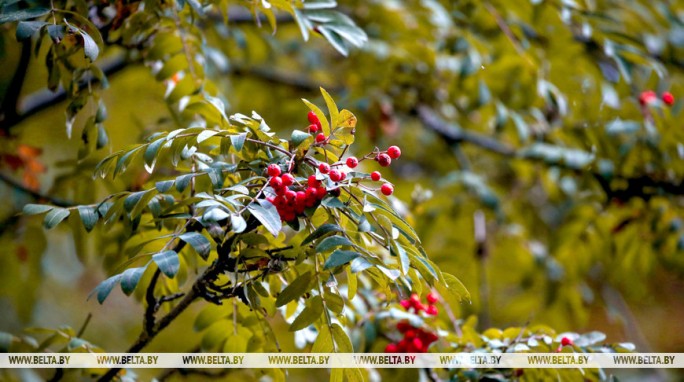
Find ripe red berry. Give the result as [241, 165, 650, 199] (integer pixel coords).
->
[281, 173, 295, 186]
[284, 190, 296, 201]
[346, 157, 358, 168]
[377, 153, 391, 167]
[397, 321, 412, 333]
[308, 124, 319, 133]
[426, 292, 438, 305]
[412, 338, 423, 351]
[561, 337, 573, 347]
[639, 90, 657, 105]
[329, 170, 342, 182]
[409, 293, 420, 303]
[308, 175, 320, 188]
[316, 186, 327, 199]
[339, 172, 346, 181]
[387, 146, 401, 159]
[662, 91, 675, 106]
[267, 164, 281, 177]
[381, 183, 394, 196]
[400, 300, 411, 310]
[269, 176, 282, 188]
[315, 133, 326, 143]
[385, 343, 398, 353]
[319, 163, 330, 174]
[370, 171, 381, 181]
[426, 305, 438, 316]
[307, 111, 320, 125]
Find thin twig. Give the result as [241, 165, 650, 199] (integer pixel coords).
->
[0, 172, 73, 207]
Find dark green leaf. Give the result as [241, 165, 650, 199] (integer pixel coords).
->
[0, 7, 50, 24]
[120, 266, 147, 295]
[324, 249, 361, 269]
[22, 204, 53, 215]
[290, 130, 311, 148]
[301, 223, 342, 246]
[77, 206, 98, 232]
[275, 271, 312, 307]
[90, 274, 122, 304]
[316, 235, 353, 253]
[230, 214, 247, 233]
[144, 138, 165, 167]
[155, 180, 175, 192]
[43, 208, 70, 229]
[230, 133, 247, 152]
[179, 232, 211, 260]
[153, 250, 180, 278]
[247, 200, 281, 237]
[16, 20, 47, 40]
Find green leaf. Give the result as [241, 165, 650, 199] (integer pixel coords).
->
[275, 271, 312, 307]
[290, 130, 311, 149]
[77, 206, 98, 232]
[324, 250, 361, 269]
[230, 214, 247, 233]
[230, 133, 247, 152]
[311, 326, 333, 352]
[194, 305, 227, 331]
[0, 7, 50, 24]
[316, 235, 353, 253]
[331, 323, 353, 352]
[43, 208, 70, 229]
[90, 274, 122, 304]
[301, 223, 342, 246]
[247, 201, 282, 237]
[179, 232, 211, 260]
[77, 28, 99, 61]
[16, 20, 47, 40]
[22, 204, 53, 215]
[120, 266, 147, 295]
[153, 250, 180, 278]
[156, 180, 175, 192]
[289, 295, 324, 331]
[437, 272, 470, 305]
[320, 87, 339, 130]
[144, 138, 165, 167]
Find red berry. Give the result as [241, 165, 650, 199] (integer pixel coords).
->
[307, 111, 320, 125]
[404, 330, 416, 339]
[426, 305, 438, 316]
[319, 163, 330, 174]
[315, 133, 326, 143]
[296, 191, 307, 204]
[413, 302, 426, 312]
[308, 124, 319, 133]
[267, 164, 281, 177]
[377, 153, 392, 167]
[269, 176, 282, 188]
[387, 146, 401, 159]
[561, 337, 573, 347]
[316, 186, 327, 199]
[281, 173, 295, 186]
[308, 175, 320, 188]
[284, 190, 296, 200]
[329, 170, 342, 182]
[397, 321, 412, 333]
[370, 171, 381, 181]
[663, 91, 675, 106]
[283, 211, 296, 222]
[266, 197, 275, 204]
[412, 338, 423, 352]
[639, 90, 657, 105]
[346, 157, 358, 168]
[385, 343, 398, 353]
[426, 292, 438, 305]
[400, 300, 411, 310]
[339, 172, 346, 181]
[381, 183, 394, 196]
[409, 293, 420, 303]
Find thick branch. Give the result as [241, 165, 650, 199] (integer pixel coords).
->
[0, 39, 31, 134]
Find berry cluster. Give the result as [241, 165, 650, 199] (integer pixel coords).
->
[306, 111, 402, 197]
[385, 293, 440, 353]
[265, 164, 327, 222]
[639, 90, 675, 106]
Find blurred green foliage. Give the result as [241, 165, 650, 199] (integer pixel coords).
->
[1, 0, 684, 381]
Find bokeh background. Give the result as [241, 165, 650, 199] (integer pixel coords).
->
[2, 0, 684, 380]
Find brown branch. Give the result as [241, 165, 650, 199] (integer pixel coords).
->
[96, 219, 260, 382]
[0, 39, 31, 134]
[0, 172, 73, 207]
